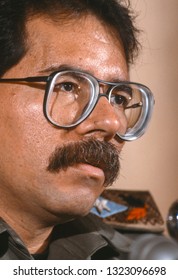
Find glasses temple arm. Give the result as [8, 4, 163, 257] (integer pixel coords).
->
[125, 102, 143, 110]
[0, 76, 48, 83]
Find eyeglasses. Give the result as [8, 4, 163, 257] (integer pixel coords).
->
[0, 69, 154, 141]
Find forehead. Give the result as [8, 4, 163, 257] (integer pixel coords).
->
[20, 14, 128, 80]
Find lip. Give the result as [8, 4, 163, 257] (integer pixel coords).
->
[75, 163, 105, 180]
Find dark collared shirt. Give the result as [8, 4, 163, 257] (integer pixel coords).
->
[0, 214, 131, 260]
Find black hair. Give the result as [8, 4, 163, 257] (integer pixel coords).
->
[0, 0, 140, 76]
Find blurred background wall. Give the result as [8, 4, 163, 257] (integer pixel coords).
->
[114, 0, 178, 227]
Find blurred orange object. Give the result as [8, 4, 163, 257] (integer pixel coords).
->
[126, 206, 147, 221]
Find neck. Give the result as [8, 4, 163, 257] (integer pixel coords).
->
[0, 203, 55, 254]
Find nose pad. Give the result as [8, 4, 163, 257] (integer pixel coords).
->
[77, 95, 123, 141]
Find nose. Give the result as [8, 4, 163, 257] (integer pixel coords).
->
[76, 96, 123, 141]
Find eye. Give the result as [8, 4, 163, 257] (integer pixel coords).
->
[110, 85, 132, 109]
[110, 94, 130, 109]
[113, 95, 129, 107]
[55, 82, 78, 93]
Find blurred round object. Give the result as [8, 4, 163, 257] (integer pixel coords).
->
[129, 234, 178, 260]
[167, 200, 178, 242]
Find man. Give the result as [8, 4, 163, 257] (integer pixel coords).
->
[0, 0, 154, 259]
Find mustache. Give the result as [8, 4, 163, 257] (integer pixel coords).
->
[47, 138, 120, 187]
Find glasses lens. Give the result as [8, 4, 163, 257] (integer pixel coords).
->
[45, 71, 154, 141]
[110, 83, 154, 141]
[46, 71, 95, 127]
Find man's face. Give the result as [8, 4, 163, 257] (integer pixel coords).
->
[0, 15, 128, 224]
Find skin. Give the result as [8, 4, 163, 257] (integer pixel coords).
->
[0, 14, 128, 253]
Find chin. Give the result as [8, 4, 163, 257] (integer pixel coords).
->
[41, 176, 105, 223]
[50, 207, 92, 226]
[65, 196, 97, 218]
[44, 193, 98, 225]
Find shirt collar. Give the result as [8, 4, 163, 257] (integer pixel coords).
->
[0, 216, 108, 260]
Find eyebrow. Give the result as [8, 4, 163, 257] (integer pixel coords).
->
[39, 64, 79, 74]
[39, 64, 126, 83]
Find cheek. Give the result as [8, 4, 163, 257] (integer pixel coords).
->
[19, 104, 59, 168]
[0, 91, 56, 171]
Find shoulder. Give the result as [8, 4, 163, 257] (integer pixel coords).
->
[51, 213, 131, 259]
